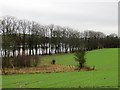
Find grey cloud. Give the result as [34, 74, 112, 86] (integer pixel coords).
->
[0, 1, 118, 35]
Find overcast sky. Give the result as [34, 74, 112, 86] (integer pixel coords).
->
[0, 0, 118, 35]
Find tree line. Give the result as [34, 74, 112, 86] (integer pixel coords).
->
[0, 16, 119, 58]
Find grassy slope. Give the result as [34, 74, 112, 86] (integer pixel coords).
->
[2, 48, 118, 88]
[39, 53, 77, 66]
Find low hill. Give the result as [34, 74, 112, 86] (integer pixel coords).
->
[2, 48, 118, 88]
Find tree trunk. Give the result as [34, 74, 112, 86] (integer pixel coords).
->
[35, 45, 37, 55]
[49, 43, 51, 55]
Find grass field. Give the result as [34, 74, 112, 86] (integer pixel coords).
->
[2, 48, 118, 88]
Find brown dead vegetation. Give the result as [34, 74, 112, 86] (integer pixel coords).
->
[1, 65, 95, 75]
[2, 65, 74, 74]
[75, 66, 95, 71]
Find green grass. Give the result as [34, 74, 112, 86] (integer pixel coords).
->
[39, 53, 77, 66]
[2, 48, 118, 88]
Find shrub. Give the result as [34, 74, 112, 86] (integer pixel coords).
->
[2, 55, 40, 68]
[74, 49, 86, 70]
